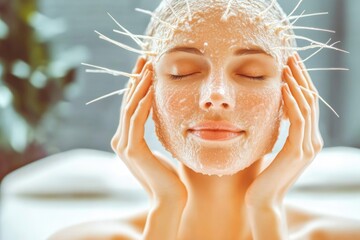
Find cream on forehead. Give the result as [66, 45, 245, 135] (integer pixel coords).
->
[145, 0, 296, 70]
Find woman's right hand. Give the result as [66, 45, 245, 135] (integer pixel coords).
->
[111, 57, 187, 239]
[110, 56, 187, 204]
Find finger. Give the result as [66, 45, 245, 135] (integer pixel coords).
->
[288, 54, 309, 89]
[294, 53, 315, 93]
[294, 53, 320, 136]
[284, 66, 313, 156]
[114, 57, 146, 139]
[283, 66, 311, 119]
[120, 80, 133, 115]
[294, 54, 323, 153]
[128, 86, 153, 144]
[282, 83, 305, 148]
[116, 58, 149, 138]
[294, 53, 320, 123]
[289, 54, 316, 112]
[126, 61, 153, 103]
[124, 56, 147, 103]
[119, 69, 153, 149]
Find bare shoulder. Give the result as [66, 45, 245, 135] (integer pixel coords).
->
[285, 203, 360, 240]
[48, 205, 360, 240]
[48, 210, 148, 240]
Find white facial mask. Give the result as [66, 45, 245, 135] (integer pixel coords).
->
[150, 1, 286, 176]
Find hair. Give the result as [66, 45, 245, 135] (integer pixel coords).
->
[143, 0, 297, 67]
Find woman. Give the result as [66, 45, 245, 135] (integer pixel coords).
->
[50, 0, 360, 239]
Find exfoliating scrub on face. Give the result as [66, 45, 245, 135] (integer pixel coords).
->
[151, 1, 284, 175]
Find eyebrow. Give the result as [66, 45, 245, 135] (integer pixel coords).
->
[233, 48, 270, 56]
[164, 46, 270, 56]
[165, 47, 203, 55]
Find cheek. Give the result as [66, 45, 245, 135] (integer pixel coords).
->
[154, 81, 197, 121]
[237, 86, 282, 125]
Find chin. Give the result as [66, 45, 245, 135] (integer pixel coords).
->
[178, 147, 265, 177]
[186, 161, 256, 177]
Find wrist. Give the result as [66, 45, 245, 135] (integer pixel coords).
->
[143, 198, 186, 240]
[153, 195, 187, 211]
[245, 190, 283, 209]
[246, 201, 288, 240]
[153, 187, 188, 207]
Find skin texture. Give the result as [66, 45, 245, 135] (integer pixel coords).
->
[151, 8, 284, 175]
[48, 1, 360, 240]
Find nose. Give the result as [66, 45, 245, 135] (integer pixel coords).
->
[199, 79, 235, 111]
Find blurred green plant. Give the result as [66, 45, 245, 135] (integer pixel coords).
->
[0, 0, 86, 180]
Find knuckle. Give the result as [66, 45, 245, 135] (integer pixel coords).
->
[307, 94, 315, 105]
[124, 148, 136, 158]
[291, 148, 303, 159]
[112, 137, 127, 156]
[124, 104, 132, 113]
[303, 145, 314, 158]
[301, 106, 311, 116]
[116, 141, 125, 153]
[138, 99, 146, 108]
[123, 112, 132, 124]
[115, 141, 124, 153]
[110, 137, 118, 151]
[313, 140, 324, 153]
[294, 115, 305, 126]
[130, 114, 138, 125]
[133, 76, 140, 84]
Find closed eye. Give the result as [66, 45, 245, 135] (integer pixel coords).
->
[237, 75, 265, 81]
[169, 72, 200, 80]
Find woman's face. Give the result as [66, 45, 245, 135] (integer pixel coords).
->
[152, 6, 283, 176]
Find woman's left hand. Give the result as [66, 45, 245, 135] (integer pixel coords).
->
[244, 53, 324, 239]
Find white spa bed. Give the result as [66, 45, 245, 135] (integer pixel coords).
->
[1, 147, 360, 240]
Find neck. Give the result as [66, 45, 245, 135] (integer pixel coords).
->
[176, 158, 265, 240]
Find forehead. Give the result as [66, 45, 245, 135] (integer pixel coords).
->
[152, 4, 285, 67]
[149, 0, 293, 70]
[170, 7, 261, 50]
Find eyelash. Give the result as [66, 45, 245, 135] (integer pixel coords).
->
[241, 75, 266, 81]
[169, 73, 196, 81]
[169, 74, 265, 81]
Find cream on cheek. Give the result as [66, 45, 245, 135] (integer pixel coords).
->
[238, 85, 283, 158]
[155, 80, 198, 130]
[152, 78, 199, 166]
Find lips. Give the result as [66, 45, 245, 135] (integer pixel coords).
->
[188, 121, 244, 141]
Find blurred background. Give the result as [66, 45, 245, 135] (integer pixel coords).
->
[0, 0, 359, 181]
